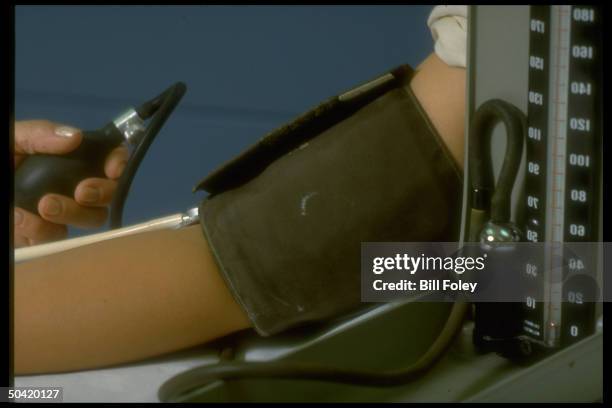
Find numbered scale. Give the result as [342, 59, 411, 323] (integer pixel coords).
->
[522, 5, 602, 352]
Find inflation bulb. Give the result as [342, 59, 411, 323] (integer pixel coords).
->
[14, 82, 187, 229]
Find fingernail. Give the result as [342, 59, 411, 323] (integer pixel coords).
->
[80, 186, 100, 203]
[54, 126, 80, 138]
[14, 209, 23, 226]
[43, 198, 62, 216]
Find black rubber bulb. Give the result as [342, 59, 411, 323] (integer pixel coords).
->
[14, 122, 126, 216]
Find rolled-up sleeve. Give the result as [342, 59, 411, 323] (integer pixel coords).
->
[427, 5, 468, 68]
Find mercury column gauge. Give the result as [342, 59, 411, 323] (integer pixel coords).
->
[471, 5, 603, 361]
[521, 4, 602, 353]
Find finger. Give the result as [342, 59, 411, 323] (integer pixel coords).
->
[38, 194, 108, 229]
[14, 207, 68, 245]
[104, 144, 129, 180]
[14, 120, 82, 165]
[74, 178, 117, 207]
[14, 234, 31, 248]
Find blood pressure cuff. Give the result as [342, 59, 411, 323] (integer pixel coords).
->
[193, 64, 463, 336]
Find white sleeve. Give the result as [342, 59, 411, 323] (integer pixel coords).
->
[427, 5, 468, 68]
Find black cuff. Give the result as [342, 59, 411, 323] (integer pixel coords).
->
[196, 65, 463, 336]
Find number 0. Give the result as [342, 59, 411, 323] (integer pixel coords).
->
[570, 325, 579, 337]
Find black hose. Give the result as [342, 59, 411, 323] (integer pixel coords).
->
[109, 82, 187, 229]
[158, 300, 468, 402]
[469, 99, 525, 223]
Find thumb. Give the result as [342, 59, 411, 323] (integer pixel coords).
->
[14, 120, 82, 157]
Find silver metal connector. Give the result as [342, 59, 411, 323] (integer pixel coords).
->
[113, 108, 146, 145]
[176, 206, 200, 229]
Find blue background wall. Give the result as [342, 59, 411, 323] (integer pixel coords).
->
[15, 5, 433, 236]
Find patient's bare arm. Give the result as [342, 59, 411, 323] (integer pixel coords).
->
[14, 225, 251, 374]
[410, 52, 466, 168]
[14, 52, 465, 375]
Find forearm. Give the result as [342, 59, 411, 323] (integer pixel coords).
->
[14, 224, 250, 375]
